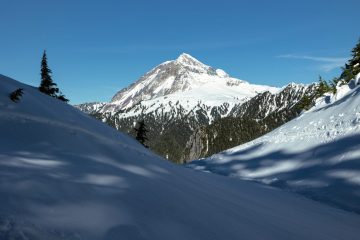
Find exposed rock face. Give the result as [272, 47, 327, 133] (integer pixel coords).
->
[230, 83, 316, 119]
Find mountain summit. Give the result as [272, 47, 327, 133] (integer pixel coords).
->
[175, 53, 207, 67]
[110, 53, 276, 110]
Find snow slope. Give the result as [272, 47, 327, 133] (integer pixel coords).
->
[189, 74, 360, 213]
[1, 74, 360, 239]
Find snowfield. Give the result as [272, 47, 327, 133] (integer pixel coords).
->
[189, 73, 360, 214]
[1, 74, 360, 239]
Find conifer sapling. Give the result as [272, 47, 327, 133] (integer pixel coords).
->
[9, 88, 24, 102]
[38, 50, 69, 102]
[134, 120, 149, 148]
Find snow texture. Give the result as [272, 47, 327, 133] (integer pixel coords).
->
[1, 74, 360, 239]
[189, 73, 360, 213]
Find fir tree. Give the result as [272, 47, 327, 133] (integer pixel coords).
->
[38, 50, 69, 102]
[134, 120, 149, 148]
[315, 76, 331, 97]
[349, 38, 360, 79]
[57, 93, 69, 103]
[297, 95, 312, 111]
[340, 38, 360, 83]
[39, 50, 59, 97]
[9, 88, 24, 102]
[329, 77, 339, 94]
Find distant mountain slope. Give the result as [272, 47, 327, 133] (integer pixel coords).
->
[75, 101, 106, 114]
[188, 73, 360, 213]
[184, 83, 317, 161]
[1, 73, 360, 239]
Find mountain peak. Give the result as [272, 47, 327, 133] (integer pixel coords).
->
[175, 53, 204, 66]
[109, 53, 276, 109]
[177, 53, 196, 60]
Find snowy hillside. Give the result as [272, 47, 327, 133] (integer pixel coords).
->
[189, 73, 360, 213]
[1, 74, 360, 239]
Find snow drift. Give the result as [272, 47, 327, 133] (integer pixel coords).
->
[1, 74, 360, 239]
[189, 73, 360, 214]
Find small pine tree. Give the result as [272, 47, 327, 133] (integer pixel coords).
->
[349, 38, 360, 78]
[340, 39, 360, 83]
[329, 77, 339, 94]
[134, 120, 149, 148]
[57, 92, 69, 103]
[315, 76, 331, 97]
[297, 95, 312, 111]
[39, 50, 59, 97]
[38, 50, 69, 102]
[9, 88, 24, 102]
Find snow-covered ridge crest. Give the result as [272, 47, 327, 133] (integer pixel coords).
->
[314, 73, 360, 108]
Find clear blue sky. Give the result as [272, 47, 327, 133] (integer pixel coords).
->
[1, 0, 359, 104]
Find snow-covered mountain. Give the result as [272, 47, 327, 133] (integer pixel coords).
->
[78, 53, 278, 118]
[76, 54, 317, 162]
[188, 74, 360, 213]
[2, 74, 360, 239]
[106, 53, 278, 112]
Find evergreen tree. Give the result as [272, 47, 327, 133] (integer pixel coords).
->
[134, 120, 149, 148]
[57, 92, 69, 103]
[297, 95, 312, 111]
[349, 38, 360, 79]
[9, 88, 24, 102]
[340, 39, 360, 83]
[38, 50, 69, 102]
[329, 77, 339, 94]
[315, 76, 331, 97]
[39, 50, 59, 97]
